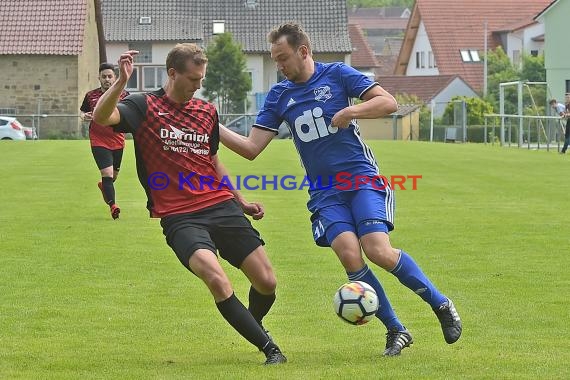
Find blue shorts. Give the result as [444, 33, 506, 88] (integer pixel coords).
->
[310, 189, 395, 247]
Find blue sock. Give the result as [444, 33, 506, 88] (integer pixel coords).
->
[347, 264, 404, 331]
[391, 251, 447, 308]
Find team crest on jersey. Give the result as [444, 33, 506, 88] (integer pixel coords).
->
[314, 86, 332, 103]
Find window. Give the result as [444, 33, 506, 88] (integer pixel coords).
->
[531, 50, 539, 57]
[129, 43, 152, 63]
[126, 67, 139, 91]
[415, 51, 420, 69]
[460, 49, 481, 62]
[420, 51, 426, 68]
[513, 50, 521, 67]
[566, 80, 570, 94]
[428, 51, 434, 68]
[143, 66, 168, 90]
[460, 50, 471, 62]
[470, 50, 480, 62]
[213, 20, 225, 34]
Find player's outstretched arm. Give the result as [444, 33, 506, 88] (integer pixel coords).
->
[93, 50, 139, 126]
[331, 85, 398, 129]
[219, 124, 274, 161]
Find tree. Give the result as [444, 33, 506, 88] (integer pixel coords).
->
[485, 46, 519, 113]
[442, 96, 494, 126]
[202, 33, 251, 120]
[485, 46, 547, 115]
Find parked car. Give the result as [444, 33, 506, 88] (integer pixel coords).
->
[224, 115, 291, 139]
[0, 116, 37, 140]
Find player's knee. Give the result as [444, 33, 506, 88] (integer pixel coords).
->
[260, 272, 277, 293]
[362, 240, 398, 269]
[203, 273, 233, 300]
[338, 251, 366, 272]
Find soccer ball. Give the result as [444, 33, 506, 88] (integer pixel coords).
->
[333, 281, 379, 325]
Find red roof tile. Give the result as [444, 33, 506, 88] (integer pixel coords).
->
[348, 24, 378, 69]
[348, 17, 409, 30]
[397, 0, 552, 92]
[375, 55, 398, 76]
[0, 0, 87, 55]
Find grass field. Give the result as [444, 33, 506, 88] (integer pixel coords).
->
[1, 139, 569, 379]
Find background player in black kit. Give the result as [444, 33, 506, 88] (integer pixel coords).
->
[93, 44, 287, 365]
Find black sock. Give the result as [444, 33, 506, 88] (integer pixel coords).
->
[248, 286, 276, 327]
[216, 293, 274, 352]
[101, 176, 115, 206]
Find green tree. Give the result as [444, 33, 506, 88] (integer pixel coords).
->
[202, 33, 251, 119]
[484, 47, 547, 115]
[442, 96, 494, 126]
[485, 46, 519, 113]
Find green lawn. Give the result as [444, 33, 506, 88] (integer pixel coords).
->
[0, 139, 568, 379]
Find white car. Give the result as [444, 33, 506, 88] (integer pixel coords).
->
[0, 116, 36, 140]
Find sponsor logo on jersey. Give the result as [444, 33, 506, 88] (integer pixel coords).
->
[314, 85, 332, 102]
[294, 107, 338, 142]
[160, 125, 209, 143]
[160, 125, 210, 154]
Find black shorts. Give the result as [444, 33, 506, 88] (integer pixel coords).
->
[160, 199, 265, 271]
[91, 146, 124, 171]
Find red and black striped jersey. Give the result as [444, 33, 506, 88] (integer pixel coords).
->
[116, 89, 234, 218]
[81, 88, 130, 149]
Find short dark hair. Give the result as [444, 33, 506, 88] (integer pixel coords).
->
[267, 22, 312, 53]
[99, 62, 115, 73]
[166, 43, 208, 73]
[549, 99, 557, 105]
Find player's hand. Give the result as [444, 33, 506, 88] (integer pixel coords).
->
[240, 201, 265, 220]
[331, 108, 353, 129]
[118, 50, 139, 82]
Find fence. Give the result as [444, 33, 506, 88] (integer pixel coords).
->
[0, 113, 86, 139]
[483, 113, 564, 151]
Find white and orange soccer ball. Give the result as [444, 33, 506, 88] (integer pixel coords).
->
[333, 281, 379, 325]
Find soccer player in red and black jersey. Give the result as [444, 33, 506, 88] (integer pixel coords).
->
[92, 44, 287, 365]
[80, 63, 130, 219]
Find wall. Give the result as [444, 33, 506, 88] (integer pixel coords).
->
[406, 22, 438, 76]
[432, 77, 479, 117]
[542, 0, 570, 98]
[78, 0, 102, 112]
[0, 55, 82, 137]
[356, 112, 419, 140]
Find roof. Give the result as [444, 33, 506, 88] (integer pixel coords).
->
[375, 55, 399, 76]
[347, 7, 409, 31]
[493, 18, 539, 33]
[348, 6, 409, 18]
[391, 103, 421, 117]
[375, 74, 470, 103]
[396, 0, 552, 92]
[348, 17, 409, 31]
[102, 0, 351, 54]
[0, 0, 87, 55]
[534, 0, 559, 20]
[348, 24, 378, 69]
[382, 37, 403, 56]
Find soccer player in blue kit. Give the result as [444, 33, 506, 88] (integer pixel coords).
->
[220, 22, 462, 356]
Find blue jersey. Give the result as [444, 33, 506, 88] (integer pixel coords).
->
[255, 62, 384, 212]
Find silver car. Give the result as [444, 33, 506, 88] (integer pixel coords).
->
[0, 116, 37, 140]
